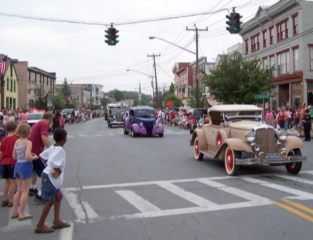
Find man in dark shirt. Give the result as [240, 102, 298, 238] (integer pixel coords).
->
[302, 109, 311, 141]
[0, 115, 7, 178]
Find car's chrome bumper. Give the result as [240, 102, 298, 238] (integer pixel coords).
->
[236, 155, 307, 166]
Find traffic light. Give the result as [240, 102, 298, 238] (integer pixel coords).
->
[226, 11, 242, 34]
[105, 27, 119, 46]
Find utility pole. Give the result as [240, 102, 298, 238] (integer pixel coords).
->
[186, 24, 208, 108]
[147, 53, 160, 107]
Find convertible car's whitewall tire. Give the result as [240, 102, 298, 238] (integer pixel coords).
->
[286, 149, 302, 174]
[224, 146, 239, 176]
[194, 137, 203, 161]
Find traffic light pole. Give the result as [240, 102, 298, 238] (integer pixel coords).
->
[148, 53, 160, 107]
[186, 25, 208, 108]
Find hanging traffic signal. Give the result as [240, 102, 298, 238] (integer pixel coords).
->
[105, 27, 119, 46]
[233, 13, 243, 33]
[226, 11, 243, 34]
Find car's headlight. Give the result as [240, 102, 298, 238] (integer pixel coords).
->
[140, 122, 143, 127]
[278, 130, 287, 141]
[245, 131, 255, 142]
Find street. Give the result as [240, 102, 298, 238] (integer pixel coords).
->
[1, 118, 313, 240]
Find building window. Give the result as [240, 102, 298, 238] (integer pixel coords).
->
[269, 55, 275, 68]
[262, 30, 267, 48]
[262, 57, 268, 69]
[10, 78, 13, 92]
[310, 45, 313, 71]
[76, 94, 80, 100]
[292, 13, 298, 36]
[14, 80, 16, 92]
[245, 39, 248, 54]
[35, 73, 37, 83]
[251, 33, 260, 53]
[269, 26, 274, 45]
[28, 82, 31, 94]
[13, 98, 16, 110]
[47, 78, 49, 86]
[292, 82, 301, 108]
[6, 77, 9, 90]
[6, 97, 9, 108]
[293, 47, 299, 72]
[276, 18, 288, 42]
[29, 100, 34, 109]
[277, 50, 289, 75]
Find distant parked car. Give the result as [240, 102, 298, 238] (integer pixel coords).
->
[61, 108, 73, 116]
[124, 106, 164, 137]
[27, 111, 44, 127]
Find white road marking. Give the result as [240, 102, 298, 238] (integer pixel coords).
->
[115, 190, 161, 212]
[157, 182, 217, 207]
[198, 179, 270, 202]
[275, 175, 313, 185]
[304, 170, 313, 175]
[78, 134, 88, 137]
[64, 192, 87, 223]
[82, 201, 101, 223]
[242, 177, 313, 200]
[109, 200, 272, 220]
[59, 222, 74, 240]
[67, 135, 74, 138]
[2, 205, 31, 232]
[96, 134, 104, 137]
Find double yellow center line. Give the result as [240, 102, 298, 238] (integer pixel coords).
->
[270, 198, 313, 222]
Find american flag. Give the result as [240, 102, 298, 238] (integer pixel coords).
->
[0, 56, 7, 75]
[68, 95, 72, 105]
[177, 90, 184, 99]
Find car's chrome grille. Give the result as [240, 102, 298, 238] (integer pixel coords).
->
[255, 128, 275, 154]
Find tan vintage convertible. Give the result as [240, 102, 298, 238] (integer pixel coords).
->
[190, 105, 307, 176]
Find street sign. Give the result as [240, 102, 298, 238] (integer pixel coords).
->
[255, 95, 272, 99]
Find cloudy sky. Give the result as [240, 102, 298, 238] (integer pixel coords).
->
[0, 0, 279, 96]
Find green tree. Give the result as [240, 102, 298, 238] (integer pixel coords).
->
[163, 93, 183, 107]
[32, 85, 53, 110]
[101, 97, 112, 109]
[56, 78, 72, 97]
[113, 89, 124, 102]
[52, 94, 67, 110]
[202, 51, 275, 104]
[187, 88, 206, 108]
[169, 83, 175, 94]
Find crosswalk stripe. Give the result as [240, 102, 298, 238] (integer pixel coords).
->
[64, 192, 87, 223]
[59, 222, 74, 240]
[275, 175, 313, 185]
[198, 179, 269, 202]
[78, 134, 88, 137]
[82, 201, 100, 223]
[242, 177, 313, 200]
[96, 134, 104, 137]
[157, 182, 217, 207]
[115, 190, 161, 212]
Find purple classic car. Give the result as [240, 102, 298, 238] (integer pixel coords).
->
[124, 106, 164, 137]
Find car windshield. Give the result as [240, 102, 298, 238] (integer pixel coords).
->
[28, 113, 44, 120]
[193, 110, 207, 118]
[225, 111, 262, 119]
[135, 110, 155, 118]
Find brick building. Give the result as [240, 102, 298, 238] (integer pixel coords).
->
[240, 0, 313, 108]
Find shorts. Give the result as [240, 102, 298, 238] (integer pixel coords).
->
[1, 165, 15, 179]
[32, 158, 47, 177]
[14, 162, 33, 179]
[41, 172, 60, 201]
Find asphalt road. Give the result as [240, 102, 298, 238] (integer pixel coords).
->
[1, 118, 313, 240]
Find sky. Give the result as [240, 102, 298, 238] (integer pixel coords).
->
[0, 0, 279, 96]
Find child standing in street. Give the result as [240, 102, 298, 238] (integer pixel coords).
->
[0, 121, 18, 207]
[11, 123, 38, 220]
[34, 128, 70, 233]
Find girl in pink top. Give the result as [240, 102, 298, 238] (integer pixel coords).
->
[19, 109, 28, 123]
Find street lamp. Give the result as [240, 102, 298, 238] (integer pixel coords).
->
[149, 36, 200, 108]
[126, 69, 155, 97]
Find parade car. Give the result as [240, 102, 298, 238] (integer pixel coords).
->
[124, 106, 164, 137]
[107, 108, 125, 128]
[190, 105, 307, 176]
[27, 110, 44, 127]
